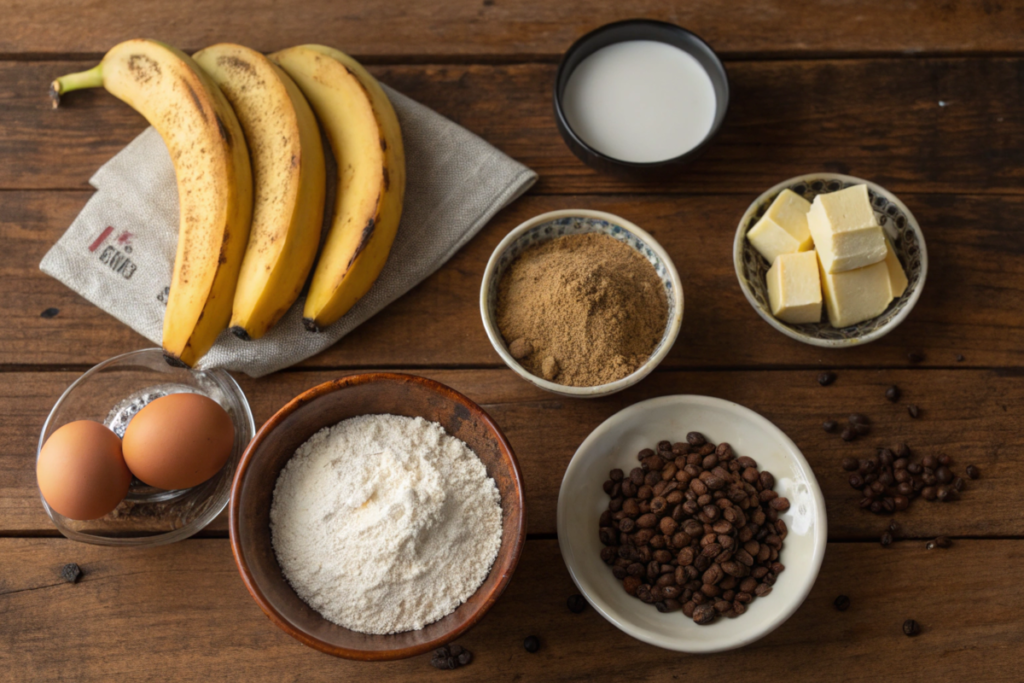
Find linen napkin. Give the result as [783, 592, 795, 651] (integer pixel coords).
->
[40, 85, 537, 377]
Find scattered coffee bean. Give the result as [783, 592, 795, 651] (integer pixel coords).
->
[966, 465, 980, 480]
[567, 594, 588, 614]
[888, 520, 898, 534]
[907, 405, 920, 419]
[955, 354, 965, 362]
[842, 457, 859, 472]
[849, 414, 869, 425]
[818, 372, 836, 386]
[925, 541, 936, 550]
[907, 351, 924, 364]
[430, 644, 473, 670]
[885, 385, 900, 402]
[824, 420, 838, 433]
[853, 423, 870, 436]
[935, 536, 952, 548]
[60, 563, 82, 584]
[833, 595, 851, 612]
[841, 428, 855, 442]
[40, 307, 60, 319]
[902, 619, 920, 637]
[523, 636, 540, 653]
[880, 532, 893, 547]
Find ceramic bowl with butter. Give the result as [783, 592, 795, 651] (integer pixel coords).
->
[734, 173, 928, 347]
[480, 209, 684, 399]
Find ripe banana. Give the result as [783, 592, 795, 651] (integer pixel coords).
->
[51, 39, 253, 366]
[271, 45, 406, 332]
[193, 43, 326, 341]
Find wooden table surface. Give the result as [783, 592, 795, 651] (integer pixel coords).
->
[3, 1, 1023, 680]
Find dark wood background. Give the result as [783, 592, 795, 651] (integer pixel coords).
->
[1, 1, 1022, 680]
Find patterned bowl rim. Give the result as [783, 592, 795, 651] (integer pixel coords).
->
[480, 209, 684, 398]
[733, 173, 929, 348]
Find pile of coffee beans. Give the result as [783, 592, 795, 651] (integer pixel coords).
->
[430, 644, 472, 669]
[843, 444, 972, 515]
[598, 433, 788, 625]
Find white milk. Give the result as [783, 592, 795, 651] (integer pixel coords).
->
[562, 40, 717, 163]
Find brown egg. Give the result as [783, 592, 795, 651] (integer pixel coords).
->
[37, 420, 131, 520]
[122, 393, 235, 490]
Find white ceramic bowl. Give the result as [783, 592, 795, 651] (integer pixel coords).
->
[557, 395, 827, 653]
[734, 173, 928, 347]
[480, 209, 683, 398]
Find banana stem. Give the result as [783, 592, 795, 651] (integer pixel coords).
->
[49, 64, 104, 108]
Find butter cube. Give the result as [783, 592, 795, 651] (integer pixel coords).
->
[747, 189, 814, 264]
[883, 238, 908, 298]
[767, 251, 822, 324]
[808, 184, 887, 274]
[818, 252, 894, 328]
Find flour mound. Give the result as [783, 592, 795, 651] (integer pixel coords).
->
[270, 414, 503, 635]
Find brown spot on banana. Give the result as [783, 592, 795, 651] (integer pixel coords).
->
[347, 216, 376, 270]
[182, 79, 208, 122]
[127, 54, 161, 84]
[382, 166, 390, 191]
[380, 137, 387, 151]
[215, 114, 232, 146]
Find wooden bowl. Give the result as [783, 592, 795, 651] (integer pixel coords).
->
[229, 373, 526, 660]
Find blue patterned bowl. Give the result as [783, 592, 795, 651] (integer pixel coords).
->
[734, 174, 928, 347]
[480, 210, 683, 398]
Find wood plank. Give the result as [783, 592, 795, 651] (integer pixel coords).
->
[0, 537, 1020, 680]
[4, 58, 1024, 194]
[2, 0, 1022, 58]
[3, 191, 1021, 369]
[2, 368, 1019, 538]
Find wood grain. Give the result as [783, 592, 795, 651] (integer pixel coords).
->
[5, 59, 1024, 194]
[1, 0, 1022, 58]
[1, 538, 1021, 681]
[4, 191, 1022, 369]
[3, 368, 1020, 538]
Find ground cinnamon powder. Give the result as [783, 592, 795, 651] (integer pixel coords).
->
[496, 233, 669, 387]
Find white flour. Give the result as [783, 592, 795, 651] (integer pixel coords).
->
[270, 414, 503, 635]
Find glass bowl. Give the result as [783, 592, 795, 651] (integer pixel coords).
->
[37, 348, 254, 546]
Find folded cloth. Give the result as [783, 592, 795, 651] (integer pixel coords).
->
[40, 85, 536, 377]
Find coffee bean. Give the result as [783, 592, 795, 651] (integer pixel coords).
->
[841, 428, 856, 442]
[834, 595, 851, 611]
[955, 353, 965, 362]
[966, 465, 980, 480]
[842, 457, 859, 471]
[907, 404, 920, 419]
[567, 594, 587, 613]
[921, 486, 937, 501]
[902, 619, 920, 637]
[925, 541, 936, 550]
[952, 477, 965, 492]
[885, 385, 901, 402]
[523, 636, 541, 653]
[687, 432, 706, 447]
[907, 351, 925, 364]
[849, 414, 869, 425]
[60, 563, 82, 584]
[818, 371, 836, 386]
[935, 536, 952, 548]
[936, 466, 952, 484]
[824, 420, 838, 433]
[849, 473, 864, 489]
[692, 603, 715, 625]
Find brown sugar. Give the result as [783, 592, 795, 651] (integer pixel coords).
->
[496, 232, 669, 387]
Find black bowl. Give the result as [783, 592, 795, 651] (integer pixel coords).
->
[553, 19, 730, 177]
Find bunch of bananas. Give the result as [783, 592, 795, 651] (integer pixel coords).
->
[51, 40, 406, 366]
